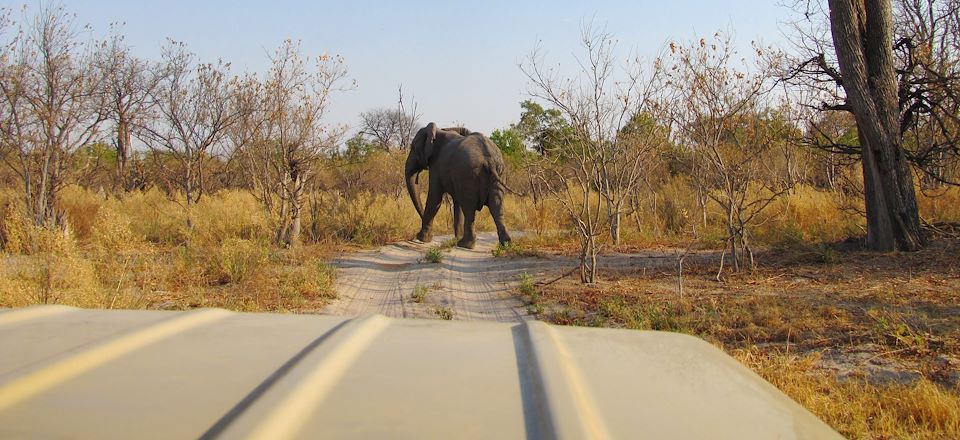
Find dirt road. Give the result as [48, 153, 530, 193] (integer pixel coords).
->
[322, 233, 557, 322]
[323, 232, 706, 323]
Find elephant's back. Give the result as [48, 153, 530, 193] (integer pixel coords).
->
[434, 134, 504, 210]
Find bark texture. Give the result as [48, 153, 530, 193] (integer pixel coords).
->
[828, 0, 926, 250]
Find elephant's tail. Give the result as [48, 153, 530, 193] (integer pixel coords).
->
[493, 173, 527, 197]
[479, 135, 527, 197]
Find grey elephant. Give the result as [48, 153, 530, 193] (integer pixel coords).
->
[405, 122, 511, 249]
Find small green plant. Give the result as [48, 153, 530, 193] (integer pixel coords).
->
[518, 272, 539, 304]
[434, 306, 454, 320]
[491, 242, 511, 257]
[492, 240, 540, 258]
[870, 311, 929, 350]
[439, 237, 458, 250]
[425, 247, 444, 263]
[309, 260, 337, 299]
[411, 284, 429, 303]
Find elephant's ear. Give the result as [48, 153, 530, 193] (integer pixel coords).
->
[419, 122, 438, 166]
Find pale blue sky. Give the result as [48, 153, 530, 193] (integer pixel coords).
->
[5, 1, 795, 135]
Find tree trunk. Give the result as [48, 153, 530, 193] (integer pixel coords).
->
[275, 199, 289, 246]
[587, 234, 597, 284]
[828, 0, 926, 251]
[696, 185, 708, 228]
[116, 118, 132, 191]
[579, 238, 588, 283]
[610, 210, 621, 245]
[282, 167, 305, 247]
[578, 232, 598, 284]
[184, 162, 195, 231]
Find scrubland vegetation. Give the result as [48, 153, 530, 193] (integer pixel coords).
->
[0, 187, 337, 311]
[1, 1, 959, 438]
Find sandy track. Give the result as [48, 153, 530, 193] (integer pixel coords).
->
[323, 232, 715, 323]
[322, 233, 557, 322]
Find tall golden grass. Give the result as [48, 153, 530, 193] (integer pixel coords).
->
[918, 185, 960, 224]
[0, 187, 326, 311]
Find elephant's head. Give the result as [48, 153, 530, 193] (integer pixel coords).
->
[442, 126, 471, 137]
[405, 122, 439, 219]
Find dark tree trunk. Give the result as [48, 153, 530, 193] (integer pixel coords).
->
[828, 0, 926, 251]
[283, 169, 305, 247]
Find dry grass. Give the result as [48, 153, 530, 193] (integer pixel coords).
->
[919, 185, 960, 224]
[522, 184, 960, 252]
[411, 284, 429, 303]
[736, 349, 959, 439]
[0, 187, 337, 313]
[752, 185, 864, 245]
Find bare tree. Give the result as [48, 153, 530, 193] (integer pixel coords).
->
[358, 87, 420, 151]
[236, 40, 350, 246]
[96, 26, 160, 191]
[137, 41, 241, 230]
[0, 5, 107, 234]
[395, 86, 420, 149]
[522, 24, 663, 282]
[894, 0, 960, 187]
[226, 73, 268, 207]
[663, 34, 794, 274]
[359, 108, 398, 151]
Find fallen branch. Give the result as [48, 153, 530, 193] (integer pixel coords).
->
[535, 266, 579, 287]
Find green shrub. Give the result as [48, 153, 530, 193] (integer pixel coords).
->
[425, 247, 444, 264]
[491, 242, 511, 257]
[518, 272, 537, 301]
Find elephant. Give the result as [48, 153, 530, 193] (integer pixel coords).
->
[405, 122, 511, 249]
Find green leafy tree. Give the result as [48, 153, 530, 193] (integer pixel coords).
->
[489, 128, 525, 159]
[513, 100, 572, 154]
[342, 133, 377, 162]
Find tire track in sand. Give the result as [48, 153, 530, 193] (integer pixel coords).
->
[322, 232, 553, 323]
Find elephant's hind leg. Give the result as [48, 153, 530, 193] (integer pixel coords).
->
[453, 200, 464, 240]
